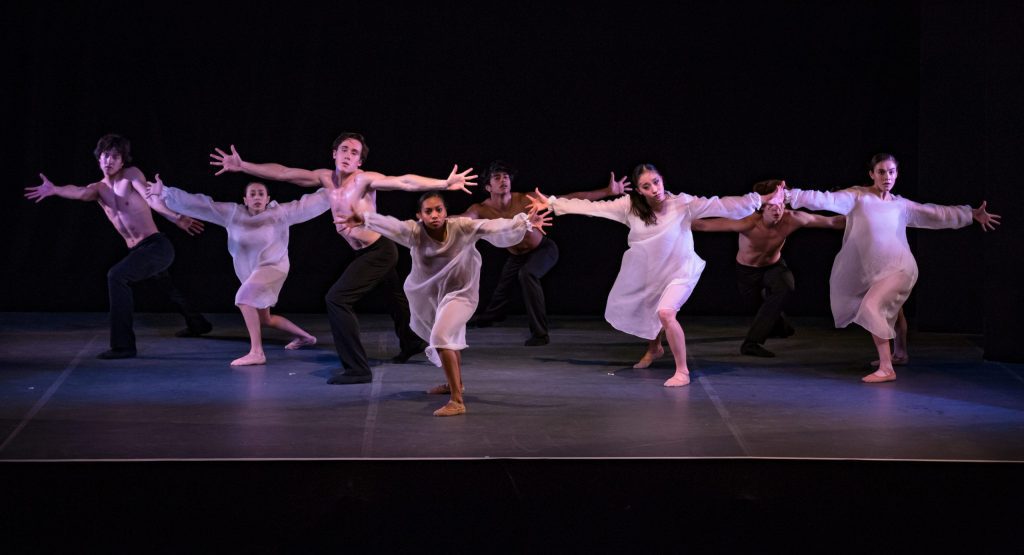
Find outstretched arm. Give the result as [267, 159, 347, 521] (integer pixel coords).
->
[210, 144, 328, 187]
[361, 164, 478, 194]
[788, 211, 847, 230]
[24, 173, 99, 202]
[691, 216, 756, 233]
[561, 172, 633, 201]
[129, 170, 204, 236]
[149, 175, 234, 227]
[337, 211, 417, 248]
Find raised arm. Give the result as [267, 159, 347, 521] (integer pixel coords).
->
[279, 188, 332, 225]
[24, 173, 99, 202]
[786, 187, 858, 215]
[150, 175, 235, 227]
[210, 144, 328, 187]
[129, 170, 204, 235]
[560, 172, 633, 201]
[527, 188, 631, 224]
[360, 164, 478, 194]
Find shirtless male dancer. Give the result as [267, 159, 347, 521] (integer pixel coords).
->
[209, 133, 475, 384]
[461, 161, 630, 345]
[25, 134, 211, 359]
[692, 179, 845, 357]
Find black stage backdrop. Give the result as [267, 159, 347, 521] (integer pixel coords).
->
[4, 2, 1021, 358]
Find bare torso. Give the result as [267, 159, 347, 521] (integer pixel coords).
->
[736, 212, 802, 267]
[467, 192, 542, 254]
[95, 169, 160, 249]
[324, 170, 381, 250]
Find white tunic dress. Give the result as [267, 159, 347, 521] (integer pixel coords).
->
[788, 186, 972, 338]
[549, 192, 762, 340]
[363, 212, 532, 366]
[163, 187, 330, 308]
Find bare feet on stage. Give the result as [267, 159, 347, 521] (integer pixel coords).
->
[634, 344, 665, 369]
[862, 368, 897, 383]
[427, 383, 466, 395]
[285, 335, 317, 350]
[663, 371, 690, 387]
[231, 352, 266, 366]
[433, 400, 466, 417]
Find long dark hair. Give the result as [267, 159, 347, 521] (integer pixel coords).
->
[629, 163, 661, 226]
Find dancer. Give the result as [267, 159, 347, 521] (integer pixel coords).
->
[460, 160, 630, 346]
[209, 133, 476, 384]
[528, 164, 784, 387]
[692, 179, 846, 357]
[149, 176, 329, 365]
[786, 153, 1000, 382]
[338, 192, 551, 416]
[24, 134, 212, 359]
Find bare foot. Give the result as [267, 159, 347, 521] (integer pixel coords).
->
[871, 355, 908, 367]
[634, 345, 665, 369]
[432, 400, 466, 417]
[862, 368, 896, 383]
[230, 352, 266, 366]
[426, 383, 465, 395]
[285, 335, 317, 350]
[663, 371, 690, 387]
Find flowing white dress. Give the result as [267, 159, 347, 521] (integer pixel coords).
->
[549, 192, 762, 339]
[363, 212, 533, 366]
[163, 187, 330, 308]
[788, 186, 972, 338]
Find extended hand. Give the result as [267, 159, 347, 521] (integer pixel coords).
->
[145, 173, 165, 199]
[445, 164, 478, 194]
[24, 173, 56, 202]
[210, 145, 243, 176]
[176, 215, 205, 236]
[333, 212, 364, 230]
[525, 188, 551, 212]
[607, 172, 633, 195]
[527, 207, 554, 235]
[972, 201, 1001, 232]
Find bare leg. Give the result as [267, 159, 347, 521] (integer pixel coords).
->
[256, 309, 316, 349]
[864, 333, 896, 383]
[659, 309, 690, 387]
[634, 330, 665, 369]
[232, 304, 266, 366]
[433, 348, 466, 416]
[871, 308, 909, 366]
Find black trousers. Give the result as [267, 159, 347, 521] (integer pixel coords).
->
[325, 237, 420, 374]
[475, 236, 559, 338]
[107, 233, 172, 350]
[735, 259, 795, 345]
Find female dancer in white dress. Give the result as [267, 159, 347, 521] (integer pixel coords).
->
[786, 153, 1000, 382]
[339, 192, 551, 416]
[528, 164, 783, 387]
[150, 176, 330, 366]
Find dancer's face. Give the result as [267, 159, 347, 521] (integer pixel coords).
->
[243, 183, 269, 215]
[486, 171, 511, 195]
[636, 170, 666, 204]
[333, 138, 364, 173]
[761, 201, 785, 225]
[98, 150, 124, 178]
[869, 160, 898, 195]
[417, 197, 447, 230]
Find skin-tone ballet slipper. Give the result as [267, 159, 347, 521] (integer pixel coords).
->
[663, 372, 690, 387]
[432, 401, 466, 417]
[634, 345, 665, 369]
[231, 352, 266, 366]
[285, 336, 317, 350]
[862, 368, 896, 383]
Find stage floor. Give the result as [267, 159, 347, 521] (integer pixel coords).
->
[2, 311, 1022, 462]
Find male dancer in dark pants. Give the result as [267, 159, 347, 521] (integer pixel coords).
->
[210, 133, 475, 383]
[692, 179, 845, 357]
[25, 134, 211, 358]
[461, 161, 629, 345]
